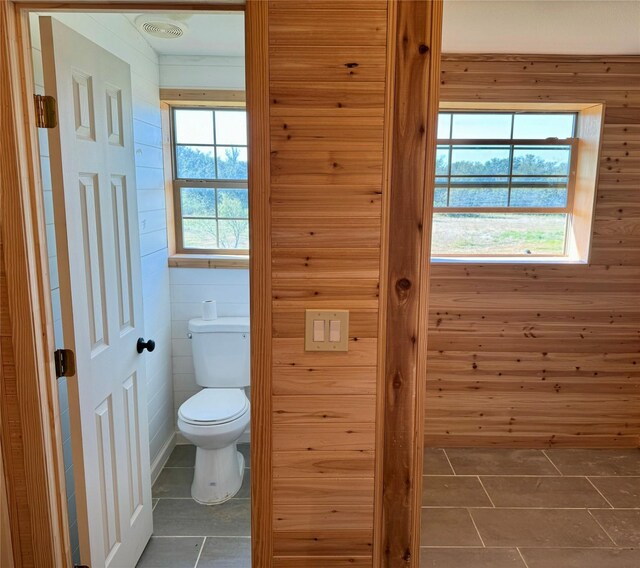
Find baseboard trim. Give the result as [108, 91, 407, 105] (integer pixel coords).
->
[151, 432, 176, 485]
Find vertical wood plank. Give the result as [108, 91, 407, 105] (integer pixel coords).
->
[246, 1, 273, 566]
[379, 1, 442, 566]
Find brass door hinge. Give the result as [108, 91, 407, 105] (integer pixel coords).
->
[34, 94, 57, 128]
[54, 349, 75, 378]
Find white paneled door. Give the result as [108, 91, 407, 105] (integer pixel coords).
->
[41, 17, 152, 567]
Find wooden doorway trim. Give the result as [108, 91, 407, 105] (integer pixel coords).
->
[0, 3, 69, 566]
[377, 1, 443, 565]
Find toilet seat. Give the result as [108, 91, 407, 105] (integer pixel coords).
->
[178, 388, 248, 426]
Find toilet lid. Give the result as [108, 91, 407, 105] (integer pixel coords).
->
[178, 389, 248, 426]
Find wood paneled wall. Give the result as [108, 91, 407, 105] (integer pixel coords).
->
[267, 2, 387, 564]
[426, 54, 640, 448]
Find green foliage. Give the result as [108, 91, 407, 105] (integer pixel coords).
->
[435, 152, 569, 208]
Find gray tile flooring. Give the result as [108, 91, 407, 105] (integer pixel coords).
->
[137, 443, 250, 568]
[140, 445, 640, 567]
[421, 448, 640, 568]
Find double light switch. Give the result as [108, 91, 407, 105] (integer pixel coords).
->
[305, 310, 349, 352]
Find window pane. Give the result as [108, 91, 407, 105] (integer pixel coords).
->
[451, 113, 512, 139]
[217, 188, 249, 219]
[175, 110, 214, 145]
[437, 113, 451, 139]
[181, 187, 216, 217]
[183, 219, 218, 249]
[215, 110, 247, 146]
[218, 219, 249, 249]
[434, 186, 448, 207]
[512, 146, 570, 176]
[510, 187, 568, 208]
[451, 147, 511, 176]
[176, 146, 216, 179]
[431, 213, 567, 256]
[435, 147, 450, 175]
[513, 113, 575, 139]
[449, 187, 508, 207]
[216, 147, 248, 180]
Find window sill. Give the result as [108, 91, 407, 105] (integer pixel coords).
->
[431, 256, 587, 265]
[168, 254, 249, 269]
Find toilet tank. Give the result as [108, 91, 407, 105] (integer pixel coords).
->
[188, 317, 250, 388]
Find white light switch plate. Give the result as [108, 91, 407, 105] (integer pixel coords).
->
[305, 310, 349, 352]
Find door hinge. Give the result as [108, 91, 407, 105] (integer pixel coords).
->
[34, 94, 58, 128]
[54, 349, 75, 378]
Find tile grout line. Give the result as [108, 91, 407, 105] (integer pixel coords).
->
[193, 536, 206, 568]
[466, 508, 486, 548]
[585, 476, 615, 509]
[516, 547, 531, 568]
[442, 448, 457, 475]
[476, 476, 496, 508]
[587, 509, 619, 547]
[541, 449, 564, 476]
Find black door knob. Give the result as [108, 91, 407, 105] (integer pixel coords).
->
[137, 337, 156, 354]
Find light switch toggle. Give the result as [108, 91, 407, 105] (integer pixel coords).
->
[329, 320, 341, 342]
[313, 320, 325, 342]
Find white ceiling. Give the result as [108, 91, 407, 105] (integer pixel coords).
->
[126, 1, 640, 58]
[443, 0, 640, 55]
[125, 12, 244, 57]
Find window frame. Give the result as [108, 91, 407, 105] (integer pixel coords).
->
[169, 103, 249, 256]
[431, 107, 599, 262]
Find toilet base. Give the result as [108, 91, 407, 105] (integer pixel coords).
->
[191, 444, 245, 505]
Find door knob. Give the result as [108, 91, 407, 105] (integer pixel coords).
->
[137, 337, 156, 354]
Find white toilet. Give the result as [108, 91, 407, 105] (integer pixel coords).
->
[177, 316, 250, 505]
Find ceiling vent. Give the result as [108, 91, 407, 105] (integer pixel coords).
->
[135, 15, 188, 39]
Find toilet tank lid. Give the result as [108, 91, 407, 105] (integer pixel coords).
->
[188, 316, 250, 333]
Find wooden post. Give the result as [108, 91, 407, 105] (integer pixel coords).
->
[379, 1, 443, 565]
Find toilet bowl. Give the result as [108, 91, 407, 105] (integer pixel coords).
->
[177, 387, 250, 504]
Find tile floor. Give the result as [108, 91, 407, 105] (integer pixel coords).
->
[421, 448, 640, 568]
[137, 443, 251, 568]
[138, 445, 640, 567]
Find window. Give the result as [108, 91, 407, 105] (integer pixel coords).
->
[432, 110, 580, 258]
[171, 107, 248, 253]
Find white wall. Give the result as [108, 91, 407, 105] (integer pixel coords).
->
[30, 13, 175, 559]
[443, 0, 640, 54]
[159, 55, 245, 90]
[170, 268, 250, 439]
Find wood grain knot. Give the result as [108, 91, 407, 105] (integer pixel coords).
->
[344, 62, 359, 68]
[392, 371, 403, 390]
[418, 43, 429, 54]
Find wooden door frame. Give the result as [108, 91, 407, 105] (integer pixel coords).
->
[0, 1, 442, 566]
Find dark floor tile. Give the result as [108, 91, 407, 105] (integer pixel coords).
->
[136, 536, 203, 568]
[424, 449, 454, 475]
[153, 498, 250, 537]
[420, 547, 525, 568]
[420, 508, 482, 547]
[196, 537, 251, 568]
[238, 443, 250, 469]
[152, 498, 158, 509]
[422, 476, 492, 507]
[520, 548, 640, 568]
[166, 445, 196, 468]
[470, 508, 613, 547]
[152, 468, 194, 498]
[481, 476, 609, 508]
[589, 477, 640, 508]
[590, 509, 640, 546]
[445, 448, 558, 476]
[545, 449, 640, 476]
